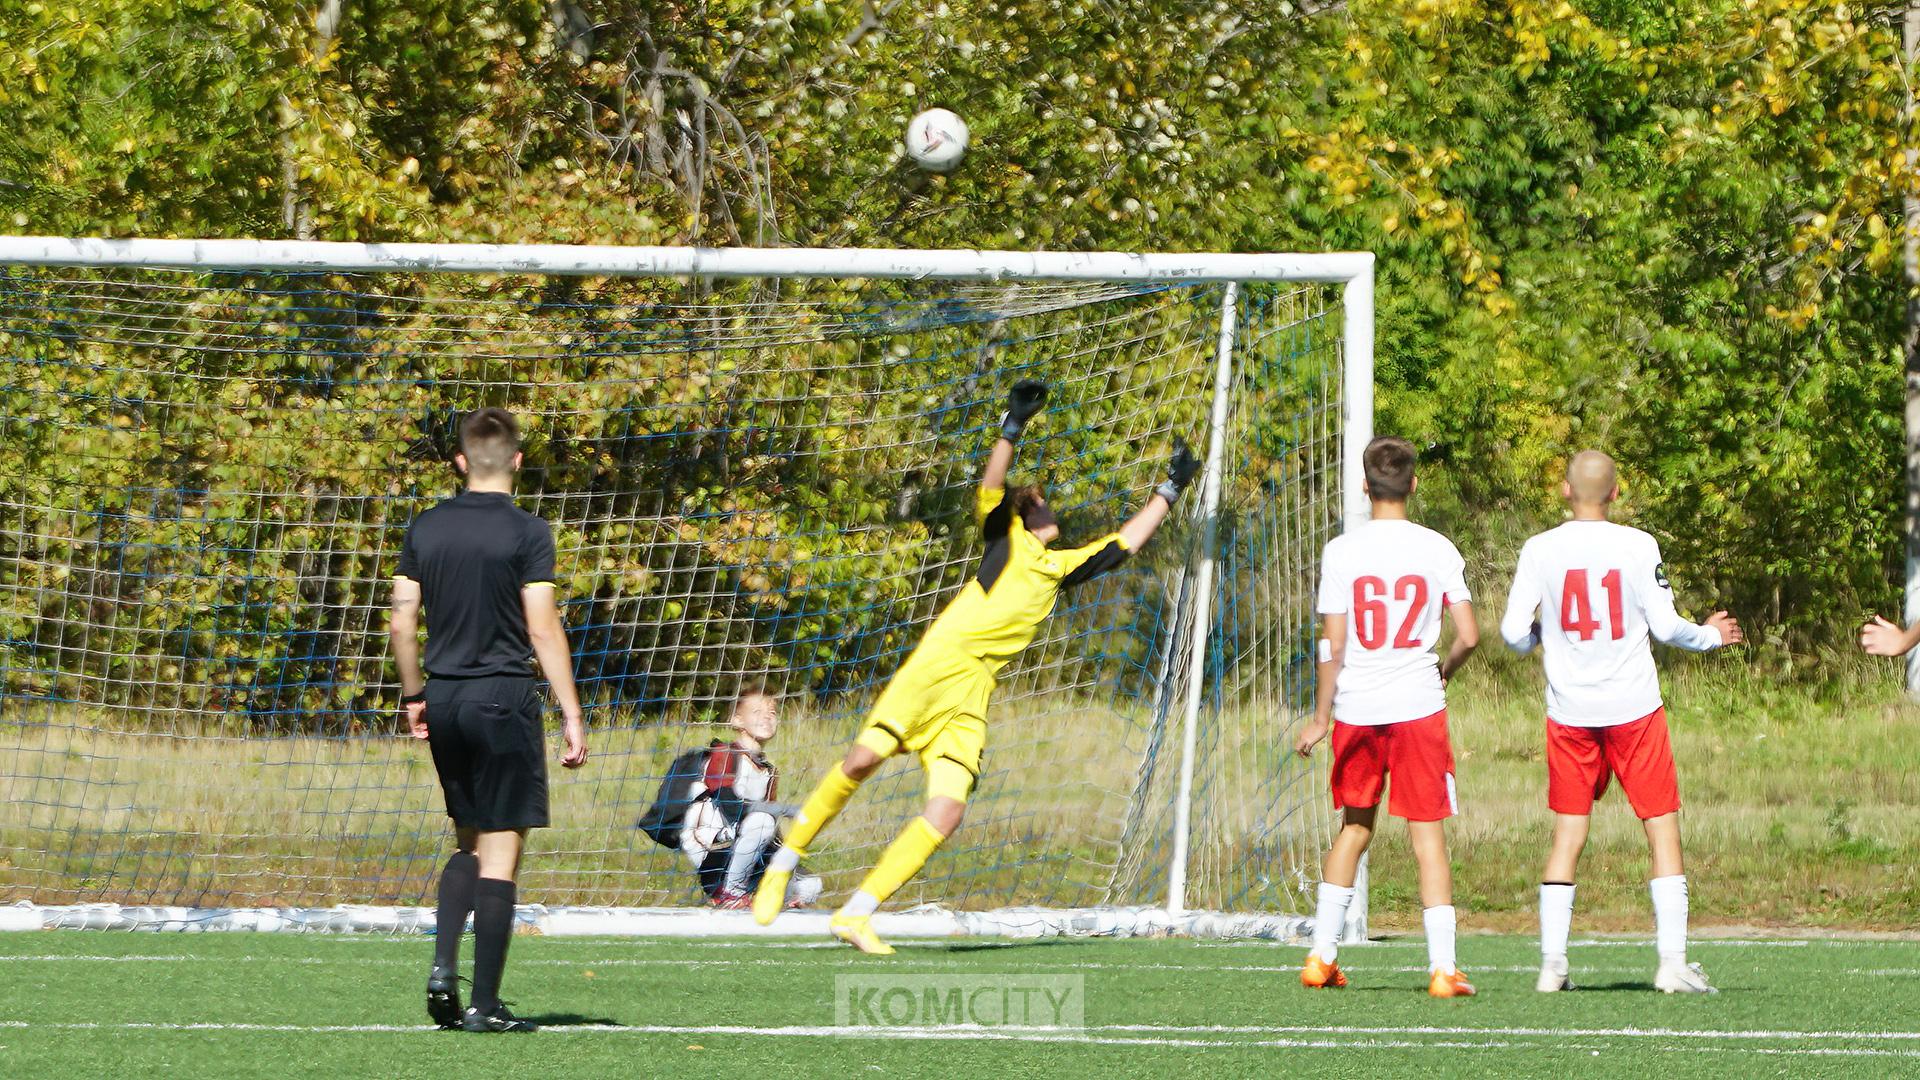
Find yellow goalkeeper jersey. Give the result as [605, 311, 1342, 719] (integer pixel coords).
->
[912, 485, 1133, 676]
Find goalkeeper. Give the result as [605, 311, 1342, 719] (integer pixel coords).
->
[753, 380, 1200, 953]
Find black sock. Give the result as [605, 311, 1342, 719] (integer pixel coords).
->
[432, 851, 479, 973]
[470, 878, 517, 1013]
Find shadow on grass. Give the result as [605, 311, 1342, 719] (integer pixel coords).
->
[1568, 981, 1654, 993]
[927, 940, 1078, 955]
[520, 1012, 622, 1027]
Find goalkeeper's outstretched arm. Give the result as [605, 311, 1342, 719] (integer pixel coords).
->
[1117, 438, 1202, 551]
[1057, 438, 1203, 589]
[983, 379, 1048, 490]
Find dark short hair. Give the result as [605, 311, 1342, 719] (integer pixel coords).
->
[458, 407, 520, 476]
[1010, 484, 1055, 532]
[1363, 436, 1416, 502]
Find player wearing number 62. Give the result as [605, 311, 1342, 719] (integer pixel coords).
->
[751, 380, 1199, 954]
[1499, 450, 1742, 996]
[1295, 435, 1481, 998]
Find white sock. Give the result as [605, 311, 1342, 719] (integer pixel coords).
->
[767, 846, 801, 874]
[1423, 904, 1458, 974]
[790, 871, 824, 905]
[1650, 874, 1688, 964]
[1539, 883, 1576, 967]
[1310, 881, 1356, 963]
[839, 890, 880, 919]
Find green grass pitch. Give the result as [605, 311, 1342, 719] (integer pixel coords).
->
[2, 932, 1916, 1078]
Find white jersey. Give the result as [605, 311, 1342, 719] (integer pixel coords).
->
[1316, 519, 1471, 726]
[1499, 520, 1722, 727]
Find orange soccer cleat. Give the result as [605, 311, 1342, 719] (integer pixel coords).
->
[1301, 954, 1348, 989]
[1428, 969, 1477, 998]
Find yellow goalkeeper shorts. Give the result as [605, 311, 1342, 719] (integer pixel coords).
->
[855, 652, 992, 802]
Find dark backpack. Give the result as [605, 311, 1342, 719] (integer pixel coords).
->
[635, 741, 723, 849]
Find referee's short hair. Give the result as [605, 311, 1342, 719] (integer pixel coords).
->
[459, 407, 520, 476]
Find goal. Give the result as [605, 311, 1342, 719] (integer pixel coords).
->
[0, 238, 1371, 938]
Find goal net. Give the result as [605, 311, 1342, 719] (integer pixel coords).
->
[0, 240, 1366, 933]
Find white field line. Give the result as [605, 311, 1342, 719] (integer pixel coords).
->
[0, 1021, 1515, 1051]
[0, 954, 1769, 978]
[3, 1020, 1920, 1058]
[205, 936, 965, 950]
[11, 952, 1920, 981]
[1196, 938, 1827, 950]
[9, 1017, 1920, 1041]
[285, 935, 1826, 950]
[1082, 1023, 1920, 1042]
[0, 953, 1774, 980]
[4, 932, 1844, 950]
[0, 953, 1301, 973]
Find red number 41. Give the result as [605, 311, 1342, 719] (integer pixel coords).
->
[1560, 569, 1624, 641]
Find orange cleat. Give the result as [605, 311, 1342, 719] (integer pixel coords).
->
[1301, 954, 1348, 989]
[1428, 969, 1477, 998]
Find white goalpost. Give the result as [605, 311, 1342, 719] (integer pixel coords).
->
[0, 237, 1372, 940]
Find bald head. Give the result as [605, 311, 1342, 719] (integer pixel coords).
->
[1564, 450, 1617, 508]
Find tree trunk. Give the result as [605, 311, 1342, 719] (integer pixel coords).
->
[280, 1, 340, 240]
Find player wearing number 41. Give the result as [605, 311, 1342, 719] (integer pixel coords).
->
[1295, 436, 1481, 999]
[1500, 450, 1742, 995]
[752, 380, 1200, 953]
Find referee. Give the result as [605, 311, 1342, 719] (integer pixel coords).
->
[390, 407, 587, 1034]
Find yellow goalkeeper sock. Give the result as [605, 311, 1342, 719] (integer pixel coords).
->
[787, 763, 863, 853]
[849, 817, 947, 907]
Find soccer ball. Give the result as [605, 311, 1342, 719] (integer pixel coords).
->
[905, 108, 970, 173]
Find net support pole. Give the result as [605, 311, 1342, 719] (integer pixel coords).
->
[1164, 281, 1239, 917]
[1340, 264, 1377, 533]
[1339, 264, 1377, 944]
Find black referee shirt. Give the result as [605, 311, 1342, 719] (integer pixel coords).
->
[395, 490, 557, 677]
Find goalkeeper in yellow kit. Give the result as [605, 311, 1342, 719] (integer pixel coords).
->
[753, 380, 1200, 952]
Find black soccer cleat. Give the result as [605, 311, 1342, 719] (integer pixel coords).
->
[426, 966, 463, 1030]
[461, 1004, 537, 1033]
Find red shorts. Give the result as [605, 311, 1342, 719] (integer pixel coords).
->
[1330, 709, 1457, 822]
[1546, 707, 1681, 819]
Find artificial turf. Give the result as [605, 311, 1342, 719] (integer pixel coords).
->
[1, 930, 1916, 1078]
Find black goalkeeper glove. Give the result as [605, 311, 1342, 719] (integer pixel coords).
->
[999, 379, 1048, 441]
[1156, 437, 1201, 502]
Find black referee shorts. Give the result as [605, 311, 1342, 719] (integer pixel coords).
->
[424, 675, 550, 831]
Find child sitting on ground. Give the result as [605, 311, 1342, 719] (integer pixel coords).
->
[638, 684, 823, 909]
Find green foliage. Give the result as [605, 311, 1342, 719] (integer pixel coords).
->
[1, 0, 1912, 649]
[3, 269, 1300, 723]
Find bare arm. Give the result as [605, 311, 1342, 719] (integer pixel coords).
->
[1439, 600, 1479, 683]
[1642, 542, 1737, 650]
[524, 586, 588, 768]
[981, 436, 1015, 492]
[1860, 615, 1920, 657]
[1117, 491, 1173, 552]
[1296, 613, 1346, 757]
[389, 577, 427, 739]
[1645, 592, 1735, 650]
[1122, 435, 1201, 553]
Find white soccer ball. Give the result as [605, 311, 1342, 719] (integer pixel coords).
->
[905, 108, 970, 173]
